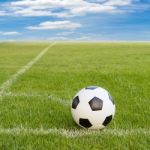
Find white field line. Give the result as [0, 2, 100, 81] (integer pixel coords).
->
[0, 127, 149, 138]
[4, 92, 70, 106]
[0, 42, 56, 97]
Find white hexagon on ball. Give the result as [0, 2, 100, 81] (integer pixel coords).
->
[71, 86, 116, 129]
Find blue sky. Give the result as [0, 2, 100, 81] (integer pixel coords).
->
[0, 0, 150, 41]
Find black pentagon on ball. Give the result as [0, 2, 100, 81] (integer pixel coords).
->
[85, 86, 98, 90]
[102, 115, 112, 126]
[108, 93, 115, 104]
[89, 97, 103, 111]
[79, 118, 92, 128]
[72, 96, 80, 109]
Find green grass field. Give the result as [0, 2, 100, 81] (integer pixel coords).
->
[0, 42, 150, 149]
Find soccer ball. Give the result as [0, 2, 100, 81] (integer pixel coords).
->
[71, 86, 115, 129]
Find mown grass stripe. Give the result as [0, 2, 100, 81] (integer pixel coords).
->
[0, 127, 149, 138]
[0, 42, 56, 97]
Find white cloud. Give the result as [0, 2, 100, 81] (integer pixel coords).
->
[8, 0, 134, 17]
[71, 5, 116, 15]
[26, 20, 82, 30]
[13, 8, 73, 17]
[2, 0, 149, 18]
[75, 36, 91, 41]
[46, 35, 92, 41]
[0, 11, 6, 16]
[57, 31, 74, 36]
[47, 36, 71, 41]
[0, 31, 20, 36]
[104, 0, 132, 6]
[13, 8, 53, 17]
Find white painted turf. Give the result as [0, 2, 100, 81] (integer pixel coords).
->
[0, 127, 149, 138]
[4, 92, 70, 106]
[0, 42, 56, 97]
[0, 42, 149, 137]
